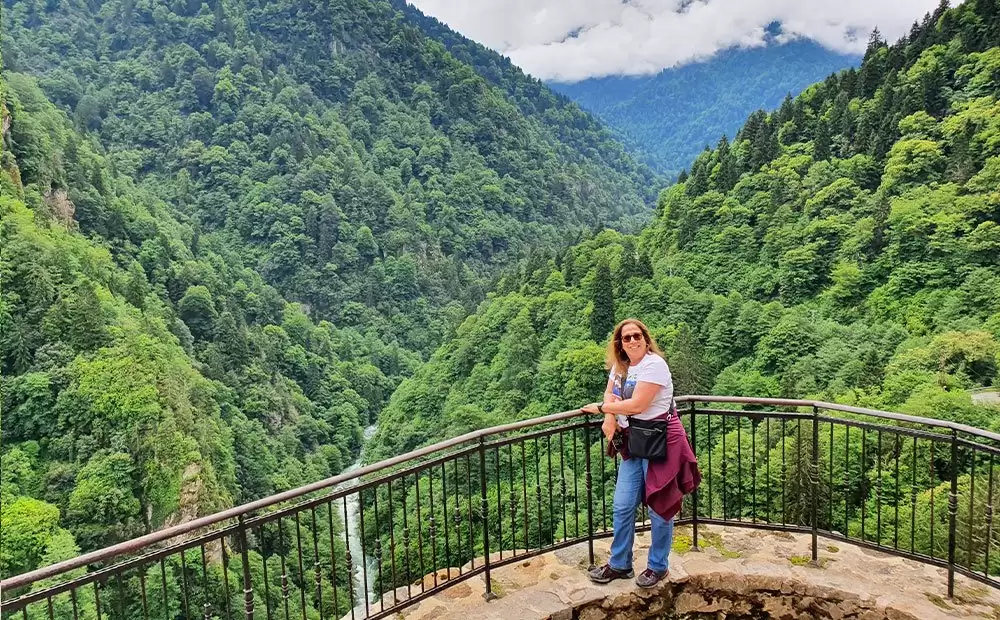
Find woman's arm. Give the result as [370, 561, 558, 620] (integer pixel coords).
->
[581, 381, 660, 416]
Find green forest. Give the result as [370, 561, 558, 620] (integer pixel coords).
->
[2, 0, 1000, 615]
[372, 0, 1000, 457]
[362, 0, 1000, 591]
[0, 0, 656, 590]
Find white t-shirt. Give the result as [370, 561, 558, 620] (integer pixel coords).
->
[608, 352, 674, 427]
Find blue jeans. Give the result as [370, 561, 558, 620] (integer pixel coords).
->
[609, 456, 674, 573]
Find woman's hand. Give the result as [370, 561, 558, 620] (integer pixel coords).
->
[602, 414, 618, 442]
[580, 402, 602, 414]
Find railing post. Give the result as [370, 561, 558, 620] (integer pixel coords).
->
[479, 437, 497, 601]
[690, 402, 699, 551]
[948, 429, 958, 598]
[238, 516, 254, 620]
[585, 419, 595, 568]
[811, 405, 819, 565]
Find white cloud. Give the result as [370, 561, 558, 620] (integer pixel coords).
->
[408, 0, 949, 82]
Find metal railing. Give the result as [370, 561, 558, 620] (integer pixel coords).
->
[4, 395, 1000, 618]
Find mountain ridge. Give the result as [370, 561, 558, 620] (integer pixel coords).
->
[550, 40, 861, 175]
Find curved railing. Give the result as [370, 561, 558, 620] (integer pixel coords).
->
[3, 395, 1000, 618]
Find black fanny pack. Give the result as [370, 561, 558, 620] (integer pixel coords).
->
[627, 408, 671, 462]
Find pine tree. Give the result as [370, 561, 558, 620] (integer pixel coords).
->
[938, 1, 959, 43]
[686, 150, 712, 196]
[922, 61, 948, 117]
[737, 110, 767, 144]
[636, 252, 654, 280]
[616, 238, 638, 284]
[215, 311, 250, 363]
[789, 100, 807, 145]
[667, 325, 713, 395]
[715, 136, 739, 191]
[857, 29, 886, 98]
[123, 261, 150, 310]
[776, 94, 795, 126]
[64, 281, 108, 352]
[562, 247, 577, 287]
[814, 118, 831, 161]
[590, 260, 615, 343]
[750, 119, 778, 171]
[972, 0, 1000, 51]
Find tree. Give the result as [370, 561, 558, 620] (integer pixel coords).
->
[123, 261, 151, 309]
[589, 260, 615, 342]
[616, 238, 638, 285]
[667, 325, 713, 395]
[857, 29, 886, 98]
[178, 285, 218, 341]
[67, 452, 143, 548]
[749, 118, 778, 171]
[715, 136, 739, 191]
[0, 496, 63, 576]
[814, 118, 831, 161]
[43, 281, 109, 353]
[635, 252, 654, 280]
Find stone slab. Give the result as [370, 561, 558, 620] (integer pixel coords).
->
[376, 525, 1000, 620]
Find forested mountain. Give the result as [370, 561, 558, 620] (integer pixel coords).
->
[0, 0, 658, 581]
[0, 74, 373, 585]
[1, 0, 659, 360]
[550, 39, 860, 176]
[390, 0, 635, 163]
[363, 0, 1000, 587]
[369, 0, 1000, 462]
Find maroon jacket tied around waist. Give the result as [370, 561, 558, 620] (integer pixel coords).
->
[608, 412, 701, 522]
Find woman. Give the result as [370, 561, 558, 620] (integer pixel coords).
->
[580, 318, 700, 588]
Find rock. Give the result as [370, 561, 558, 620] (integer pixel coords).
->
[417, 567, 464, 590]
[577, 607, 606, 620]
[392, 526, 1000, 620]
[42, 188, 75, 226]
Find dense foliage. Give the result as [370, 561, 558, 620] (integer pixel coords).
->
[365, 0, 1000, 586]
[1, 0, 657, 359]
[374, 0, 1000, 456]
[0, 74, 366, 610]
[551, 38, 860, 176]
[0, 0, 657, 591]
[5, 0, 1000, 611]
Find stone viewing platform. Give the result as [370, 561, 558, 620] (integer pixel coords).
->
[375, 525, 1000, 620]
[9, 399, 1000, 618]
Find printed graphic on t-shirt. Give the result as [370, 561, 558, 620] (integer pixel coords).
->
[622, 374, 637, 400]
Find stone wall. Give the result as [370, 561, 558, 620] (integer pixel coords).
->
[574, 573, 916, 619]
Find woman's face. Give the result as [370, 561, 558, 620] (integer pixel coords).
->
[619, 323, 646, 358]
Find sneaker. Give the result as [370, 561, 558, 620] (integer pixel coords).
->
[635, 568, 668, 588]
[587, 563, 634, 584]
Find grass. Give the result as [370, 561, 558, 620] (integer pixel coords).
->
[668, 528, 743, 558]
[489, 581, 507, 597]
[673, 534, 693, 554]
[789, 555, 834, 568]
[924, 592, 953, 610]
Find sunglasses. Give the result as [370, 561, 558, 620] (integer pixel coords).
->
[620, 333, 644, 343]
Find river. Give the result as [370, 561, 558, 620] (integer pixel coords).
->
[337, 424, 378, 605]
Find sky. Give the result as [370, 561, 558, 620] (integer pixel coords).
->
[408, 0, 949, 82]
